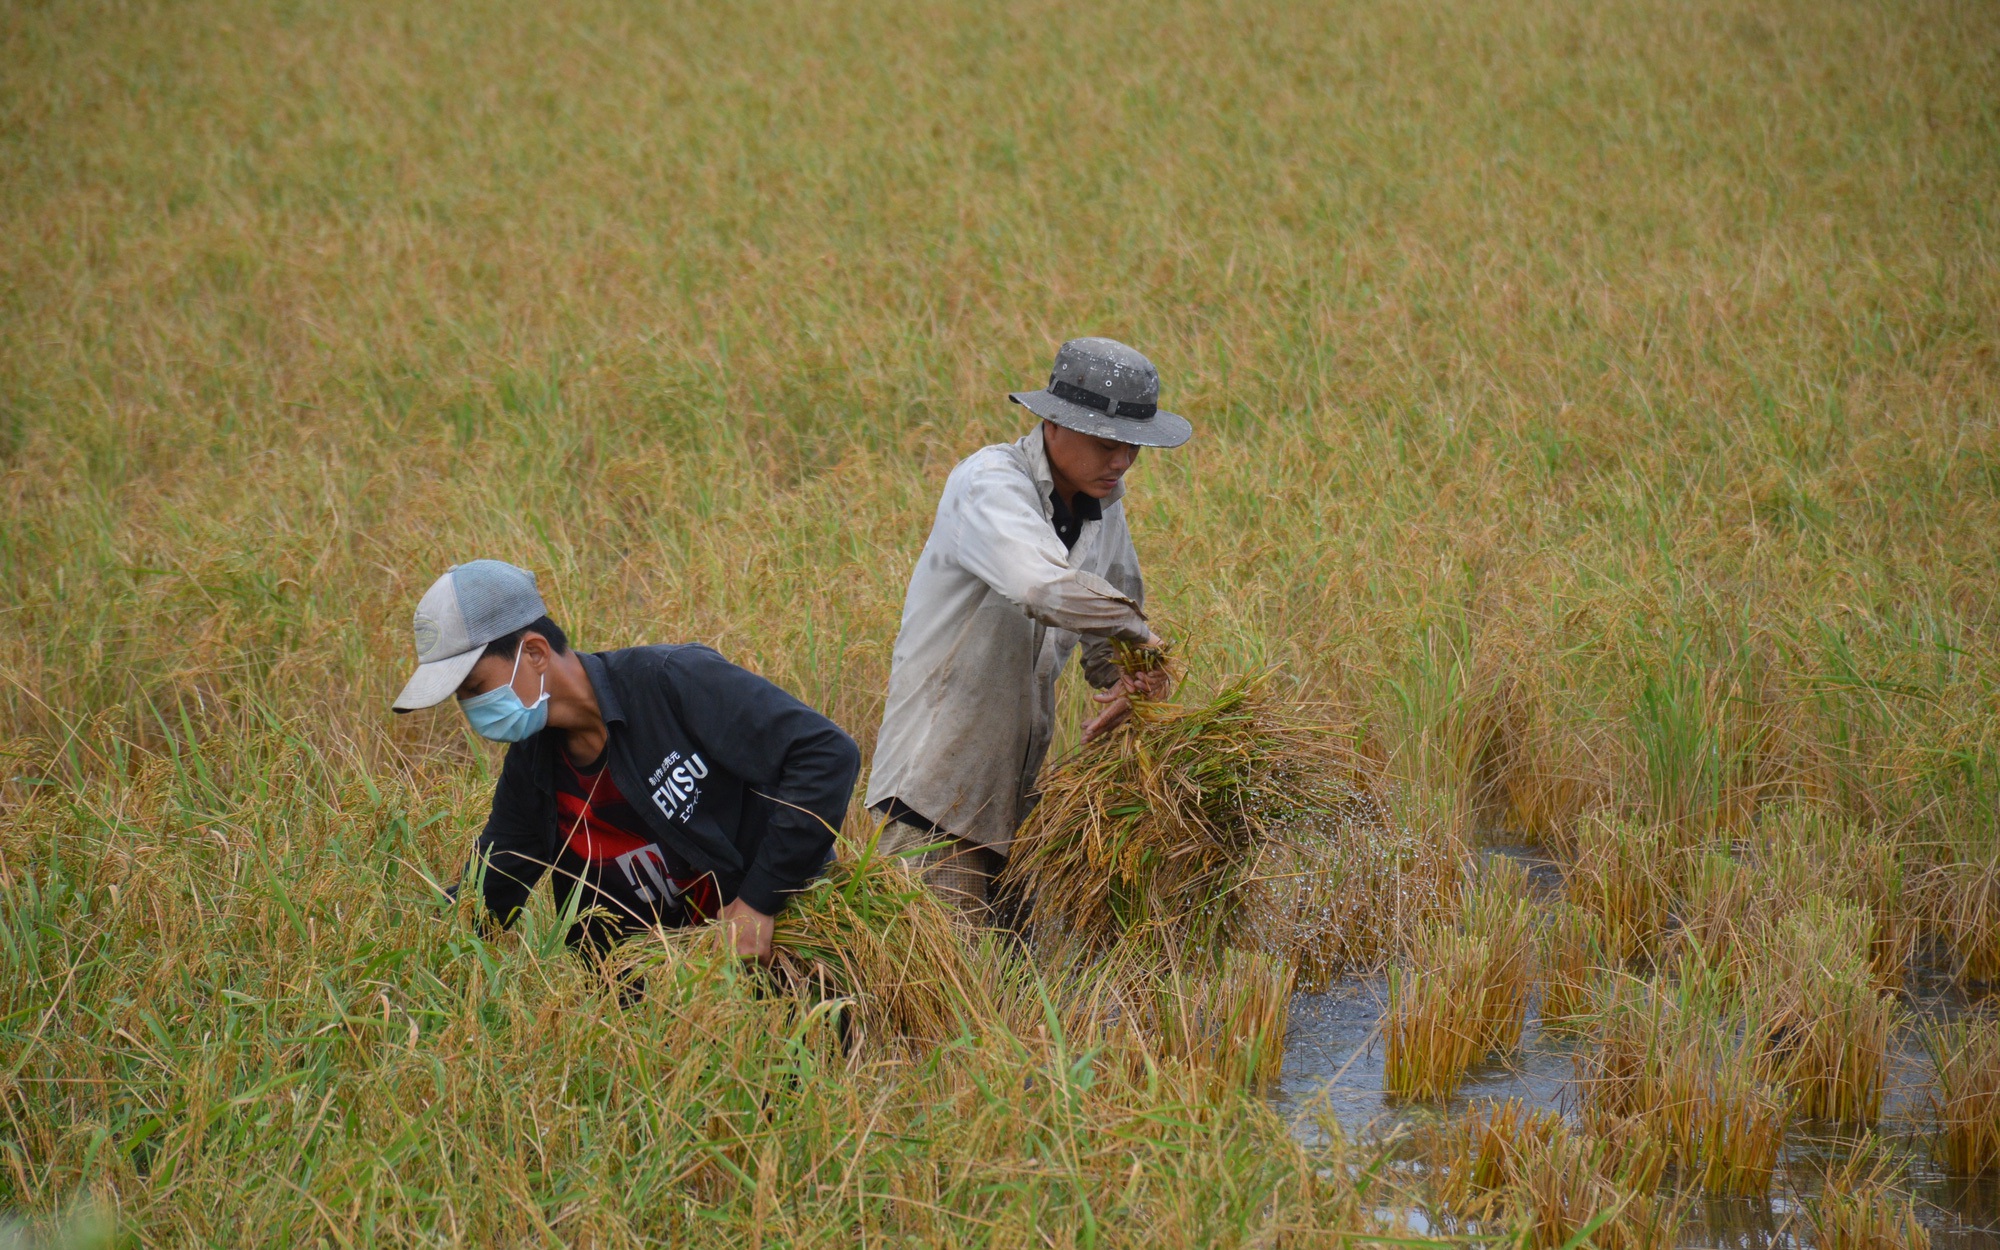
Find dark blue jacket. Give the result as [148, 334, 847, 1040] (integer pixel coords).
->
[474, 645, 859, 921]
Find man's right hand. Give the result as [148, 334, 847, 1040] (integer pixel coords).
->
[719, 897, 777, 964]
[1084, 634, 1174, 741]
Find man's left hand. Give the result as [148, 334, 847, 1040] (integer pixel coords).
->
[1082, 667, 1174, 742]
[719, 897, 776, 964]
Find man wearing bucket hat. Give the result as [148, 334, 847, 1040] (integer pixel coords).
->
[865, 338, 1192, 918]
[393, 560, 860, 963]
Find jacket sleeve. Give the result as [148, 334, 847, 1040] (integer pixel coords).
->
[472, 740, 551, 928]
[1080, 503, 1148, 688]
[949, 460, 1152, 642]
[667, 648, 860, 915]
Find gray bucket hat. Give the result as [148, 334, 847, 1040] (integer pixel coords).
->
[391, 560, 548, 711]
[1009, 338, 1192, 449]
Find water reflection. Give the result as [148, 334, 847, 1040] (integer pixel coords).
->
[1277, 980, 1997, 1245]
[1273, 848, 1998, 1248]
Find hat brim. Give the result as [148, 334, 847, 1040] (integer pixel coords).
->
[1010, 390, 1192, 449]
[392, 648, 485, 713]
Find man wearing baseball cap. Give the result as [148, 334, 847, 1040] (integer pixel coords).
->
[865, 338, 1191, 918]
[394, 560, 860, 963]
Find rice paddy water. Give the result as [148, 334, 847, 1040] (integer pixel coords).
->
[1276, 847, 2000, 1248]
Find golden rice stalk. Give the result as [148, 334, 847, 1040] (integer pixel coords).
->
[1463, 856, 1537, 1054]
[1569, 976, 1647, 1120]
[1507, 1119, 1676, 1250]
[1804, 1142, 1933, 1250]
[1927, 841, 2000, 986]
[1415, 1100, 1676, 1250]
[771, 841, 1293, 1091]
[1384, 859, 1540, 1102]
[1673, 849, 1770, 992]
[1005, 675, 1409, 977]
[1539, 902, 1612, 1029]
[1574, 978, 1696, 1156]
[1383, 923, 1488, 1101]
[770, 836, 999, 1047]
[1135, 947, 1295, 1090]
[1573, 974, 1789, 1196]
[964, 932, 1297, 1093]
[1674, 810, 1917, 996]
[1692, 1028, 1789, 1197]
[1753, 805, 1918, 991]
[1835, 834, 1917, 993]
[1566, 814, 1676, 962]
[1750, 897, 1904, 1124]
[1411, 1098, 1563, 1222]
[1922, 1015, 2000, 1176]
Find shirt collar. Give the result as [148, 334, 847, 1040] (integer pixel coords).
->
[577, 651, 627, 725]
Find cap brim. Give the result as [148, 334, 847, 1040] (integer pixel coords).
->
[1010, 391, 1193, 448]
[392, 648, 484, 712]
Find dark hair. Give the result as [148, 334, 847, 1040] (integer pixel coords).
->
[481, 616, 570, 661]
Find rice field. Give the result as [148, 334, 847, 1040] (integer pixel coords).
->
[3, 0, 1998, 1243]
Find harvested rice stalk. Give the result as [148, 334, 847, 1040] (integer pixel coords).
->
[1383, 924, 1488, 1101]
[1539, 902, 1612, 1029]
[1464, 856, 1537, 1054]
[1803, 1141, 1933, 1250]
[1414, 1100, 1676, 1250]
[771, 835, 999, 1046]
[1750, 897, 1904, 1124]
[1573, 973, 1789, 1196]
[1923, 1015, 2000, 1176]
[1112, 636, 1177, 680]
[1566, 814, 1677, 962]
[1004, 674, 1429, 978]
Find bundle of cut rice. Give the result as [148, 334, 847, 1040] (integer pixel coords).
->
[771, 837, 998, 1046]
[1002, 674, 1440, 986]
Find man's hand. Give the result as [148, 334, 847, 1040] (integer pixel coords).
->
[718, 896, 776, 964]
[1083, 635, 1175, 742]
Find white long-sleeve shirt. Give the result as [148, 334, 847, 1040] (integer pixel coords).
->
[865, 426, 1151, 852]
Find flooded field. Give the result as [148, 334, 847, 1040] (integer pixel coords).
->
[1275, 848, 2000, 1247]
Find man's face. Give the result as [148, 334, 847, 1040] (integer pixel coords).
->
[456, 634, 552, 701]
[1042, 422, 1140, 499]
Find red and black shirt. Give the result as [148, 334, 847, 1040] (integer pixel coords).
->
[473, 645, 860, 933]
[551, 746, 719, 947]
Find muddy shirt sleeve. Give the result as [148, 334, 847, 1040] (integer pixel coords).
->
[950, 461, 1151, 642]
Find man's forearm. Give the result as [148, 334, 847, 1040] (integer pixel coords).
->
[1014, 568, 1150, 640]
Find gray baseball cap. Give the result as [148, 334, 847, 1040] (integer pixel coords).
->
[391, 560, 548, 712]
[1009, 337, 1192, 449]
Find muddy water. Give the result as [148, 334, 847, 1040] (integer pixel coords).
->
[1273, 848, 2000, 1248]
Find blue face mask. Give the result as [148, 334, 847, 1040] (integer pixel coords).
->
[458, 647, 549, 742]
